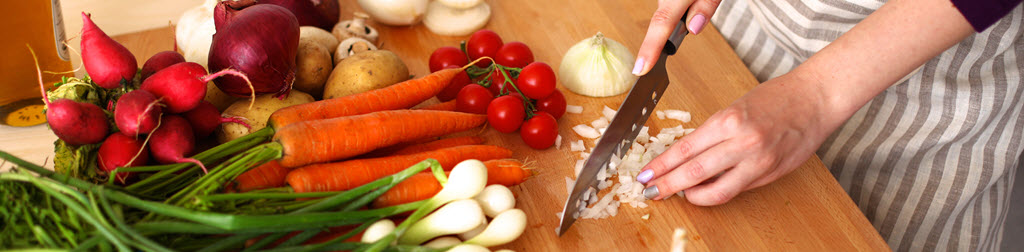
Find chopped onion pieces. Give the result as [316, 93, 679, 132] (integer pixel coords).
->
[663, 110, 692, 123]
[602, 106, 616, 120]
[572, 124, 601, 139]
[566, 105, 584, 114]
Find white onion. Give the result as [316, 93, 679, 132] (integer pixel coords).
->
[558, 32, 638, 97]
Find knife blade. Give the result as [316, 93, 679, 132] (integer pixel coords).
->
[557, 12, 689, 236]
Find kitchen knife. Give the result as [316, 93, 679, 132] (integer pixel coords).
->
[557, 12, 689, 236]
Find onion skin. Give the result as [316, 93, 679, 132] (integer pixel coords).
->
[224, 0, 338, 30]
[210, 2, 300, 97]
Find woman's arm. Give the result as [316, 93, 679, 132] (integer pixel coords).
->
[637, 0, 976, 205]
[798, 0, 974, 130]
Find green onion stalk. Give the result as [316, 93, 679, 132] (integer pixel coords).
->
[0, 150, 448, 251]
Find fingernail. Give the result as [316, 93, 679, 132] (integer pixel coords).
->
[689, 14, 707, 34]
[637, 170, 654, 184]
[643, 185, 660, 200]
[632, 57, 645, 75]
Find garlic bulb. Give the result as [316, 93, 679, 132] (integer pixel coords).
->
[175, 0, 218, 69]
[558, 32, 638, 97]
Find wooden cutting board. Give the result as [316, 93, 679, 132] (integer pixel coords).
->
[0, 0, 890, 250]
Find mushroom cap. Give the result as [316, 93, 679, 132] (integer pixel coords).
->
[423, 1, 492, 36]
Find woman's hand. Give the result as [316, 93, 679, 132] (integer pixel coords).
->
[637, 72, 839, 205]
[634, 0, 724, 76]
[633, 0, 974, 206]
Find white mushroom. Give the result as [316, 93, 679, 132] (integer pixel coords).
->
[332, 12, 379, 44]
[423, 1, 492, 36]
[333, 37, 378, 65]
[357, 0, 429, 26]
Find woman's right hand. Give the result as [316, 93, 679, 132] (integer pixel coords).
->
[634, 0, 724, 76]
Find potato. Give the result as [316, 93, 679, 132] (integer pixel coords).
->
[294, 40, 333, 99]
[300, 26, 339, 56]
[217, 90, 315, 143]
[323, 50, 410, 99]
[204, 81, 240, 112]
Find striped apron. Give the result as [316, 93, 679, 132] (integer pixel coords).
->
[712, 0, 1024, 251]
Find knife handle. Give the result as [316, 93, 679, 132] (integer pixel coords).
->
[663, 9, 690, 55]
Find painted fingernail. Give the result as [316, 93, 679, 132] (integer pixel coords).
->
[637, 169, 654, 184]
[643, 185, 660, 200]
[689, 14, 707, 34]
[632, 57, 645, 75]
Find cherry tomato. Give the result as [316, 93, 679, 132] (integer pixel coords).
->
[520, 112, 559, 149]
[494, 41, 534, 68]
[456, 84, 493, 114]
[536, 89, 566, 119]
[487, 95, 526, 133]
[466, 30, 503, 67]
[516, 62, 557, 99]
[429, 46, 469, 72]
[488, 68, 516, 96]
[436, 66, 471, 102]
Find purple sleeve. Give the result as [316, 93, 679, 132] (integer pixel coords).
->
[951, 0, 1023, 32]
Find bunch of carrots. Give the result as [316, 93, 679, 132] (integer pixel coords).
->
[114, 60, 534, 200]
[210, 60, 534, 207]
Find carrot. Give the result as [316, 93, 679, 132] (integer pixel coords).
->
[390, 136, 485, 155]
[228, 160, 289, 193]
[269, 68, 462, 129]
[482, 159, 534, 186]
[369, 172, 442, 208]
[286, 145, 512, 193]
[370, 159, 532, 208]
[355, 137, 441, 159]
[418, 100, 457, 111]
[274, 110, 487, 168]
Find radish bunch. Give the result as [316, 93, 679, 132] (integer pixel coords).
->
[41, 13, 252, 183]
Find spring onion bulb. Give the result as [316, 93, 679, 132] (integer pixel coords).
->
[474, 185, 515, 218]
[399, 199, 485, 245]
[361, 219, 396, 243]
[458, 218, 488, 240]
[558, 32, 638, 97]
[447, 244, 491, 252]
[464, 208, 527, 247]
[423, 236, 463, 249]
[434, 159, 488, 202]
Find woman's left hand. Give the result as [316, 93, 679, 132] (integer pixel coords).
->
[638, 72, 841, 205]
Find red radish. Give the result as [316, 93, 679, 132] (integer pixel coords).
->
[97, 132, 149, 183]
[209, 2, 300, 97]
[80, 12, 138, 89]
[140, 51, 186, 80]
[141, 62, 251, 113]
[149, 115, 208, 173]
[113, 89, 162, 136]
[29, 46, 109, 146]
[182, 100, 251, 138]
[46, 100, 110, 145]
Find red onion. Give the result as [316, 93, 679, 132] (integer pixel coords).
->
[221, 0, 338, 30]
[265, 0, 339, 31]
[209, 1, 300, 97]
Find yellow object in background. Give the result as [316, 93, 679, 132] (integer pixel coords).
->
[0, 0, 73, 127]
